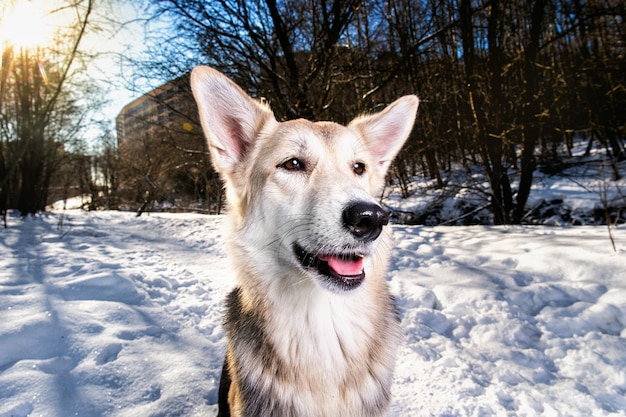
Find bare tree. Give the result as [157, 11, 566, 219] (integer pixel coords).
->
[128, 0, 624, 224]
[0, 0, 94, 217]
[142, 0, 367, 121]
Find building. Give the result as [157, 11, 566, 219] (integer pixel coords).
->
[115, 73, 198, 147]
[114, 73, 221, 212]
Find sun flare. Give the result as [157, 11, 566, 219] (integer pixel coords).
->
[0, 1, 56, 51]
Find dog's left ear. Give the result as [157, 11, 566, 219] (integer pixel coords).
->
[348, 95, 419, 176]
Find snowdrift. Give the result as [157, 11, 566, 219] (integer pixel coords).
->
[1, 211, 624, 416]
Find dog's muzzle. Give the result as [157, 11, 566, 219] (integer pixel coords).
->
[293, 201, 388, 291]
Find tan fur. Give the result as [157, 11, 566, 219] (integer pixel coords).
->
[190, 66, 418, 417]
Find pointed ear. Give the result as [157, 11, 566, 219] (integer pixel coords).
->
[348, 95, 419, 176]
[190, 66, 275, 176]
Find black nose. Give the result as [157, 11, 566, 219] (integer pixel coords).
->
[342, 202, 389, 242]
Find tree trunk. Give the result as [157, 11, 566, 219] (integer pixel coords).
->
[515, 0, 548, 223]
[460, 0, 511, 224]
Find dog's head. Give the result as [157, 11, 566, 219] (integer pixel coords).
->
[191, 66, 418, 292]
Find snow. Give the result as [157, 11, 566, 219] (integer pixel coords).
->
[387, 225, 626, 416]
[1, 209, 624, 416]
[1, 212, 230, 416]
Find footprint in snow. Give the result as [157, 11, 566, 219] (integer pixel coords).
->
[95, 343, 122, 365]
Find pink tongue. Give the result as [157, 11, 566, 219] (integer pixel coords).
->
[320, 255, 363, 276]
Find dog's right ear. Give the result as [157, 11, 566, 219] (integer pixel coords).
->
[190, 66, 275, 176]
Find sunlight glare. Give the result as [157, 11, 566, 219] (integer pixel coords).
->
[0, 1, 56, 51]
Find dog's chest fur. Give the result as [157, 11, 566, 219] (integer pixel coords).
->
[223, 285, 400, 417]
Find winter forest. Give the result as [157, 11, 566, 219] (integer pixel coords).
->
[1, 0, 624, 225]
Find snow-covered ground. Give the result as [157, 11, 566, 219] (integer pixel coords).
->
[1, 208, 624, 416]
[2, 141, 626, 416]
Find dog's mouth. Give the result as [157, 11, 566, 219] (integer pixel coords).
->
[294, 244, 365, 290]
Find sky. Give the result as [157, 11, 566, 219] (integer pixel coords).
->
[84, 0, 185, 145]
[81, 1, 156, 132]
[0, 0, 172, 144]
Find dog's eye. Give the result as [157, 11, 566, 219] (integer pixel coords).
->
[279, 158, 306, 172]
[353, 162, 366, 176]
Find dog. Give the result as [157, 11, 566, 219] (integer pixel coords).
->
[191, 66, 418, 417]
